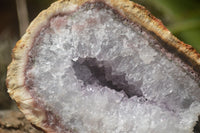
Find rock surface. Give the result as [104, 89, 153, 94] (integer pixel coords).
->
[6, 0, 200, 133]
[25, 2, 200, 133]
[0, 110, 43, 133]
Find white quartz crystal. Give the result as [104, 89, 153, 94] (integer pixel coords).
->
[27, 3, 200, 133]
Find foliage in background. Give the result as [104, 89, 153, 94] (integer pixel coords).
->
[0, 31, 16, 109]
[133, 0, 200, 51]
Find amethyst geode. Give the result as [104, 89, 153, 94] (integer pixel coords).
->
[7, 0, 200, 132]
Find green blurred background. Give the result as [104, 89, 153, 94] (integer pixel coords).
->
[0, 0, 200, 110]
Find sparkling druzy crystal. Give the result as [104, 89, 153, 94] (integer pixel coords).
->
[7, 0, 200, 133]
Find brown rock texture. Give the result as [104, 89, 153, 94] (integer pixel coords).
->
[0, 110, 43, 133]
[6, 0, 200, 132]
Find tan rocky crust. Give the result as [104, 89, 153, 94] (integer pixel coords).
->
[0, 110, 43, 133]
[6, 0, 200, 132]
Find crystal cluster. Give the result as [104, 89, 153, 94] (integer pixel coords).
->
[26, 3, 200, 133]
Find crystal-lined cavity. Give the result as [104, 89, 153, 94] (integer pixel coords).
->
[26, 2, 200, 133]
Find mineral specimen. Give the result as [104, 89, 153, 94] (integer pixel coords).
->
[7, 0, 200, 133]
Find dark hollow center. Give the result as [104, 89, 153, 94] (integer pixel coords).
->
[72, 57, 144, 98]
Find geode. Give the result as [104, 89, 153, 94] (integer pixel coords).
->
[7, 0, 200, 133]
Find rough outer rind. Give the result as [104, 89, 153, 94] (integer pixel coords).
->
[6, 0, 200, 132]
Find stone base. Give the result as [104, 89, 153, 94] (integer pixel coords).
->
[0, 110, 43, 133]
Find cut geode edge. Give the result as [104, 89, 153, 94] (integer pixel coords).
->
[6, 0, 200, 132]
